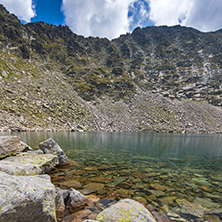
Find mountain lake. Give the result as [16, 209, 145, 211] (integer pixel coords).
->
[1, 132, 222, 221]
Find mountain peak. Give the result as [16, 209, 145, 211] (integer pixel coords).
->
[0, 3, 222, 133]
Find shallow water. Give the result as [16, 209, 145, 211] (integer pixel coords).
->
[3, 132, 222, 221]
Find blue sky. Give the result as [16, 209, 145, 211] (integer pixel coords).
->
[31, 0, 64, 25]
[0, 0, 222, 39]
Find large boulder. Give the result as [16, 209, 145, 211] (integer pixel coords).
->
[96, 199, 157, 222]
[0, 152, 59, 175]
[39, 138, 70, 165]
[0, 172, 57, 222]
[0, 136, 23, 159]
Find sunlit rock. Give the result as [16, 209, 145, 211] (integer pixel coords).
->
[0, 136, 23, 159]
[0, 152, 59, 175]
[39, 138, 70, 165]
[96, 199, 157, 222]
[0, 172, 56, 222]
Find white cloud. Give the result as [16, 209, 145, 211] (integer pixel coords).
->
[148, 0, 222, 32]
[0, 0, 35, 22]
[184, 0, 222, 32]
[62, 0, 135, 39]
[148, 0, 192, 26]
[62, 0, 222, 39]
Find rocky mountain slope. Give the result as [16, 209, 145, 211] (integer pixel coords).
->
[0, 4, 222, 133]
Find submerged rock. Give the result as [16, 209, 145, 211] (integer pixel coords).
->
[181, 202, 204, 218]
[96, 199, 157, 222]
[0, 152, 59, 175]
[39, 138, 70, 165]
[0, 136, 23, 159]
[0, 172, 57, 222]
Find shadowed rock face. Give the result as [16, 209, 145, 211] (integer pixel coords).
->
[0, 4, 222, 133]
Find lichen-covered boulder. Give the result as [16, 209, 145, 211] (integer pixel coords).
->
[96, 199, 157, 222]
[0, 172, 57, 222]
[0, 136, 23, 159]
[0, 152, 59, 175]
[39, 138, 70, 165]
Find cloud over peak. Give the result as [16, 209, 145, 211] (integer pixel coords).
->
[62, 0, 134, 39]
[148, 0, 222, 32]
[0, 0, 35, 22]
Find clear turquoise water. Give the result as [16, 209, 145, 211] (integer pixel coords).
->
[5, 132, 222, 159]
[2, 132, 222, 221]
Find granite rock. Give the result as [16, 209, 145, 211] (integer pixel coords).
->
[39, 138, 70, 165]
[0, 172, 57, 222]
[96, 199, 156, 222]
[0, 136, 23, 159]
[0, 152, 59, 175]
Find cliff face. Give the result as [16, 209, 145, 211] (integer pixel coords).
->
[0, 4, 222, 133]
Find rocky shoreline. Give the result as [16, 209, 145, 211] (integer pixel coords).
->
[0, 136, 157, 222]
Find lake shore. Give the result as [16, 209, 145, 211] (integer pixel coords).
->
[1, 134, 222, 221]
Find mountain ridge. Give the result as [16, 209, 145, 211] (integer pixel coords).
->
[0, 4, 222, 133]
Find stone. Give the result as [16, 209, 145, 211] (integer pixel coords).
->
[96, 199, 157, 222]
[191, 177, 211, 186]
[0, 136, 23, 159]
[72, 209, 92, 219]
[160, 196, 177, 202]
[55, 188, 67, 216]
[0, 153, 59, 175]
[201, 185, 212, 192]
[210, 175, 222, 182]
[90, 176, 113, 184]
[83, 220, 99, 222]
[194, 197, 220, 209]
[66, 188, 88, 213]
[27, 149, 44, 154]
[150, 183, 169, 191]
[148, 189, 165, 197]
[110, 176, 126, 186]
[0, 172, 56, 222]
[21, 141, 33, 152]
[117, 188, 130, 198]
[39, 138, 70, 165]
[84, 183, 105, 192]
[133, 196, 147, 205]
[118, 181, 131, 189]
[81, 187, 96, 195]
[60, 180, 82, 189]
[181, 202, 204, 218]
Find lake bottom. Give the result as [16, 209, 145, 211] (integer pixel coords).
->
[50, 151, 222, 222]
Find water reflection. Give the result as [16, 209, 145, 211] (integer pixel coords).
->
[4, 132, 222, 159]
